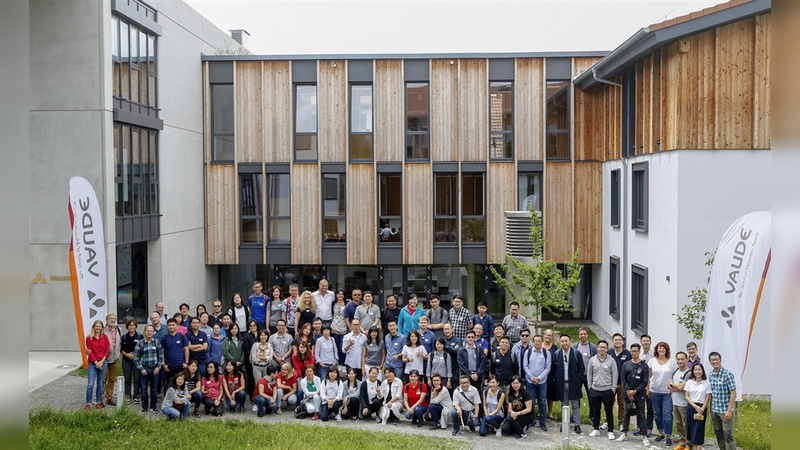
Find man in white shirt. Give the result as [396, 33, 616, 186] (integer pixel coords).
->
[669, 351, 692, 449]
[312, 279, 335, 327]
[343, 318, 368, 379]
[451, 375, 481, 435]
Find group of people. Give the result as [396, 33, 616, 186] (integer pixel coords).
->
[83, 280, 739, 449]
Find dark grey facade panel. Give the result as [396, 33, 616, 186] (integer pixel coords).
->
[292, 60, 318, 83]
[432, 162, 458, 173]
[377, 247, 403, 265]
[404, 59, 429, 81]
[116, 216, 160, 244]
[348, 60, 373, 82]
[239, 246, 264, 264]
[546, 57, 572, 80]
[489, 59, 515, 80]
[461, 246, 487, 264]
[321, 162, 346, 173]
[238, 163, 262, 174]
[113, 107, 164, 130]
[266, 246, 292, 265]
[322, 247, 347, 265]
[376, 162, 403, 173]
[209, 61, 234, 84]
[111, 0, 162, 36]
[461, 162, 486, 173]
[518, 161, 544, 172]
[433, 246, 459, 264]
[265, 163, 291, 174]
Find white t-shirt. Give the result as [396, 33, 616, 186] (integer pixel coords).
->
[343, 332, 367, 368]
[401, 345, 428, 374]
[685, 378, 711, 404]
[671, 367, 691, 407]
[648, 358, 677, 394]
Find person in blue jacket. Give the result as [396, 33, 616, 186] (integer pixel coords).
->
[397, 294, 425, 336]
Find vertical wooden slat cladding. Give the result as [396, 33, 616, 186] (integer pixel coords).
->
[235, 61, 263, 162]
[573, 162, 601, 264]
[264, 61, 292, 163]
[291, 164, 322, 264]
[347, 164, 377, 264]
[318, 60, 347, 162]
[431, 59, 459, 161]
[753, 14, 771, 148]
[458, 59, 488, 161]
[374, 60, 404, 162]
[715, 18, 755, 149]
[486, 162, 517, 263]
[574, 79, 622, 162]
[572, 57, 599, 79]
[543, 161, 574, 262]
[515, 59, 544, 160]
[404, 164, 433, 263]
[205, 164, 238, 264]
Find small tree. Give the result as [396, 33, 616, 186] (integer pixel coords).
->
[490, 208, 582, 332]
[674, 250, 716, 340]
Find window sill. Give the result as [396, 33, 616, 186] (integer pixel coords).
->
[632, 227, 648, 233]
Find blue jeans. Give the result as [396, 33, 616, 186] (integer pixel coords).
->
[85, 362, 107, 403]
[405, 404, 428, 423]
[480, 413, 505, 436]
[651, 392, 673, 435]
[276, 388, 297, 410]
[451, 409, 479, 432]
[254, 396, 274, 415]
[139, 367, 159, 410]
[317, 364, 330, 382]
[190, 391, 203, 409]
[527, 381, 548, 426]
[225, 390, 247, 410]
[162, 403, 190, 419]
[320, 399, 342, 421]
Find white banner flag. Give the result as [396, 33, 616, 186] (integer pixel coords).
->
[68, 177, 108, 369]
[703, 211, 770, 400]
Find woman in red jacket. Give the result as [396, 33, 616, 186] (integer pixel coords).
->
[85, 320, 110, 409]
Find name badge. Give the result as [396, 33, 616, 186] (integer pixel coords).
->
[635, 375, 641, 379]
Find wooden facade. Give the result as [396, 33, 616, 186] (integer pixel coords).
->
[515, 58, 544, 161]
[374, 60, 404, 162]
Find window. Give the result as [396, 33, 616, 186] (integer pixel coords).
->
[609, 256, 620, 319]
[489, 81, 513, 159]
[632, 162, 648, 231]
[295, 84, 318, 161]
[406, 82, 430, 160]
[517, 172, 542, 211]
[114, 124, 158, 217]
[631, 264, 648, 334]
[323, 174, 346, 243]
[111, 14, 157, 110]
[610, 169, 620, 227]
[350, 84, 373, 160]
[434, 174, 457, 243]
[240, 174, 263, 243]
[212, 84, 234, 161]
[462, 173, 485, 243]
[546, 80, 570, 159]
[379, 173, 402, 243]
[116, 242, 148, 323]
[267, 174, 291, 243]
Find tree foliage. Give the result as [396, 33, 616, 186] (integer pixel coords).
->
[490, 208, 582, 330]
[674, 250, 716, 340]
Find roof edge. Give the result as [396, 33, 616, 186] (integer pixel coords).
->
[200, 51, 609, 62]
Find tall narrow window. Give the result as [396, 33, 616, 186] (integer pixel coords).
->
[517, 172, 542, 211]
[406, 82, 430, 160]
[462, 173, 485, 243]
[241, 174, 264, 243]
[434, 173, 457, 243]
[489, 81, 513, 159]
[114, 124, 159, 219]
[212, 84, 234, 161]
[350, 85, 373, 160]
[632, 162, 648, 232]
[112, 17, 120, 98]
[610, 169, 620, 227]
[295, 84, 318, 161]
[609, 256, 620, 319]
[546, 80, 570, 159]
[268, 174, 291, 243]
[379, 173, 402, 243]
[323, 174, 346, 243]
[631, 264, 648, 334]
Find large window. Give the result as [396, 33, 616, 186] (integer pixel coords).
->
[350, 84, 373, 160]
[518, 172, 542, 212]
[631, 264, 648, 334]
[406, 82, 430, 160]
[546, 80, 570, 159]
[609, 256, 620, 319]
[489, 81, 513, 159]
[111, 14, 157, 110]
[212, 84, 234, 161]
[116, 242, 148, 323]
[462, 173, 485, 243]
[267, 174, 291, 243]
[434, 174, 457, 243]
[323, 174, 346, 243]
[610, 169, 620, 227]
[240, 174, 263, 243]
[379, 173, 402, 243]
[114, 124, 158, 217]
[295, 84, 318, 161]
[632, 162, 648, 232]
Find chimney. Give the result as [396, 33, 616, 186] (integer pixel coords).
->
[229, 29, 250, 46]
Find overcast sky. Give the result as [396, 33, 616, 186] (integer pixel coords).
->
[184, 0, 724, 55]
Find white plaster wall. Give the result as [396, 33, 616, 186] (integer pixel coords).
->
[596, 159, 625, 337]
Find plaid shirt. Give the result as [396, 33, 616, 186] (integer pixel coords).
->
[501, 314, 529, 342]
[709, 366, 736, 414]
[134, 338, 164, 371]
[448, 307, 473, 340]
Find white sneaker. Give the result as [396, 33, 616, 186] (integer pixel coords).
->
[251, 405, 258, 412]
[600, 422, 608, 430]
[496, 429, 502, 437]
[589, 429, 601, 437]
[608, 432, 616, 440]
[335, 414, 342, 422]
[619, 424, 624, 431]
[642, 437, 650, 447]
[376, 416, 382, 423]
[616, 433, 628, 442]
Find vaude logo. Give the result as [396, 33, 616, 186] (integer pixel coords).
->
[720, 305, 736, 328]
[87, 290, 106, 319]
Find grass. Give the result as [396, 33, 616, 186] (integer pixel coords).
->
[554, 326, 600, 344]
[29, 408, 467, 450]
[70, 363, 123, 378]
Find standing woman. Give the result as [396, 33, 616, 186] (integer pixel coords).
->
[183, 360, 203, 416]
[292, 340, 315, 378]
[120, 319, 142, 405]
[222, 322, 245, 374]
[266, 285, 286, 335]
[479, 374, 506, 436]
[331, 289, 349, 368]
[196, 304, 207, 320]
[401, 331, 427, 382]
[502, 375, 534, 439]
[543, 328, 558, 419]
[223, 361, 247, 413]
[201, 361, 224, 416]
[250, 330, 274, 382]
[228, 292, 249, 328]
[362, 327, 386, 381]
[294, 290, 317, 333]
[425, 373, 453, 429]
[84, 320, 110, 409]
[427, 338, 452, 389]
[293, 323, 314, 355]
[242, 319, 259, 404]
[314, 325, 338, 381]
[684, 363, 712, 450]
[648, 342, 677, 445]
[341, 368, 362, 420]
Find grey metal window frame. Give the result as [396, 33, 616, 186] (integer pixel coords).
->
[240, 173, 264, 244]
[111, 14, 158, 115]
[114, 123, 159, 218]
[267, 173, 291, 245]
[545, 79, 571, 160]
[349, 83, 374, 161]
[322, 173, 347, 245]
[632, 162, 648, 232]
[610, 169, 620, 227]
[631, 264, 648, 334]
[434, 173, 458, 244]
[378, 173, 402, 246]
[609, 256, 620, 319]
[461, 172, 486, 244]
[489, 81, 514, 160]
[294, 83, 318, 162]
[405, 82, 430, 161]
[211, 83, 235, 162]
[517, 171, 543, 212]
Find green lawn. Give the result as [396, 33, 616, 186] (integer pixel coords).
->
[70, 363, 122, 378]
[29, 408, 467, 450]
[554, 326, 600, 344]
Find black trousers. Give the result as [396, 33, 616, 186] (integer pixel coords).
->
[502, 413, 533, 436]
[588, 388, 615, 430]
[203, 396, 224, 416]
[362, 397, 382, 418]
[622, 398, 646, 433]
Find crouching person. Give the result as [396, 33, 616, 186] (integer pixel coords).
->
[161, 373, 190, 420]
[451, 375, 481, 436]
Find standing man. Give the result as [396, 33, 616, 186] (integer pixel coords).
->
[343, 318, 368, 379]
[512, 330, 533, 376]
[248, 281, 267, 331]
[284, 284, 300, 337]
[150, 312, 167, 342]
[457, 330, 488, 391]
[354, 290, 381, 333]
[609, 333, 632, 429]
[670, 351, 692, 449]
[209, 299, 225, 328]
[344, 288, 363, 330]
[552, 334, 585, 433]
[587, 340, 618, 440]
[501, 301, 529, 344]
[636, 334, 654, 437]
[572, 327, 597, 424]
[312, 279, 335, 327]
[448, 295, 473, 340]
[472, 301, 494, 340]
[134, 324, 163, 414]
[380, 294, 400, 337]
[686, 342, 702, 369]
[155, 301, 168, 326]
[524, 334, 551, 432]
[103, 313, 121, 406]
[441, 323, 461, 363]
[186, 317, 208, 376]
[617, 343, 650, 446]
[708, 352, 737, 450]
[471, 324, 490, 357]
[198, 312, 213, 339]
[269, 320, 293, 369]
[490, 336, 516, 390]
[160, 318, 188, 386]
[417, 316, 437, 355]
[384, 320, 406, 378]
[426, 294, 449, 339]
